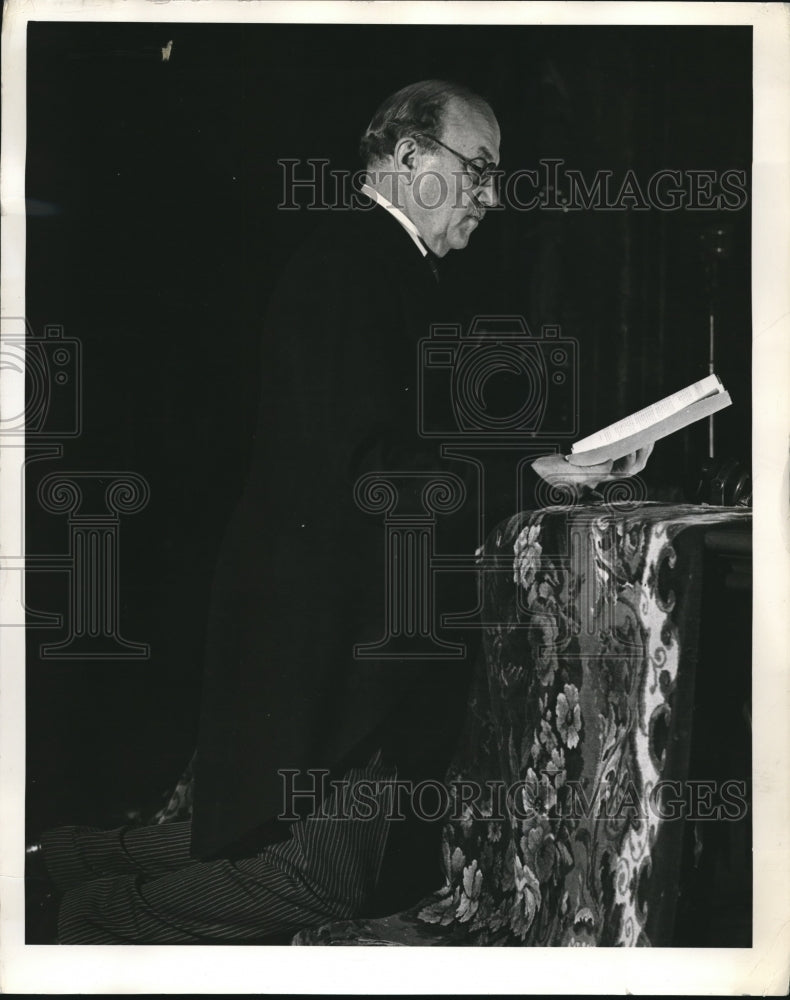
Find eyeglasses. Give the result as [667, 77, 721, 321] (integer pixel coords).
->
[414, 132, 498, 190]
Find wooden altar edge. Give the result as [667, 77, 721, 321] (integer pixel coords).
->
[704, 525, 753, 591]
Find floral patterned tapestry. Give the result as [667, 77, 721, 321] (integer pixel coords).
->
[293, 502, 751, 946]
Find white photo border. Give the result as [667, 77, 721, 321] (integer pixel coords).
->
[1, 1, 788, 994]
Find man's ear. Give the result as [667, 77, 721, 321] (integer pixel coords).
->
[392, 136, 419, 175]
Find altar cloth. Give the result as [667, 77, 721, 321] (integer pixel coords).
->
[293, 502, 752, 946]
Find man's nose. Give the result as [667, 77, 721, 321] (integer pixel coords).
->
[476, 177, 499, 209]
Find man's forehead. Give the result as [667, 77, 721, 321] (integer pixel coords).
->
[442, 97, 501, 161]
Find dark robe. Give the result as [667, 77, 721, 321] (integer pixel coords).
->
[191, 197, 476, 869]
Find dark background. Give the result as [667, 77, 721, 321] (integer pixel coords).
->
[25, 20, 752, 927]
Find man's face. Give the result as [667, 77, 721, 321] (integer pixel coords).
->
[409, 97, 501, 258]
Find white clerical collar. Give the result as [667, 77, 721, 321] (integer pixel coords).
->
[360, 182, 428, 257]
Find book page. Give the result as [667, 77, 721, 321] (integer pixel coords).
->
[572, 373, 723, 453]
[566, 390, 732, 466]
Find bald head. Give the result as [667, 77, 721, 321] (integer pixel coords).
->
[360, 81, 501, 257]
[359, 79, 496, 168]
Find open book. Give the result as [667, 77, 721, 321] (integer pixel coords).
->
[567, 374, 731, 467]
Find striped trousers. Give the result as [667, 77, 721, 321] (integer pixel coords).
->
[40, 751, 398, 944]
